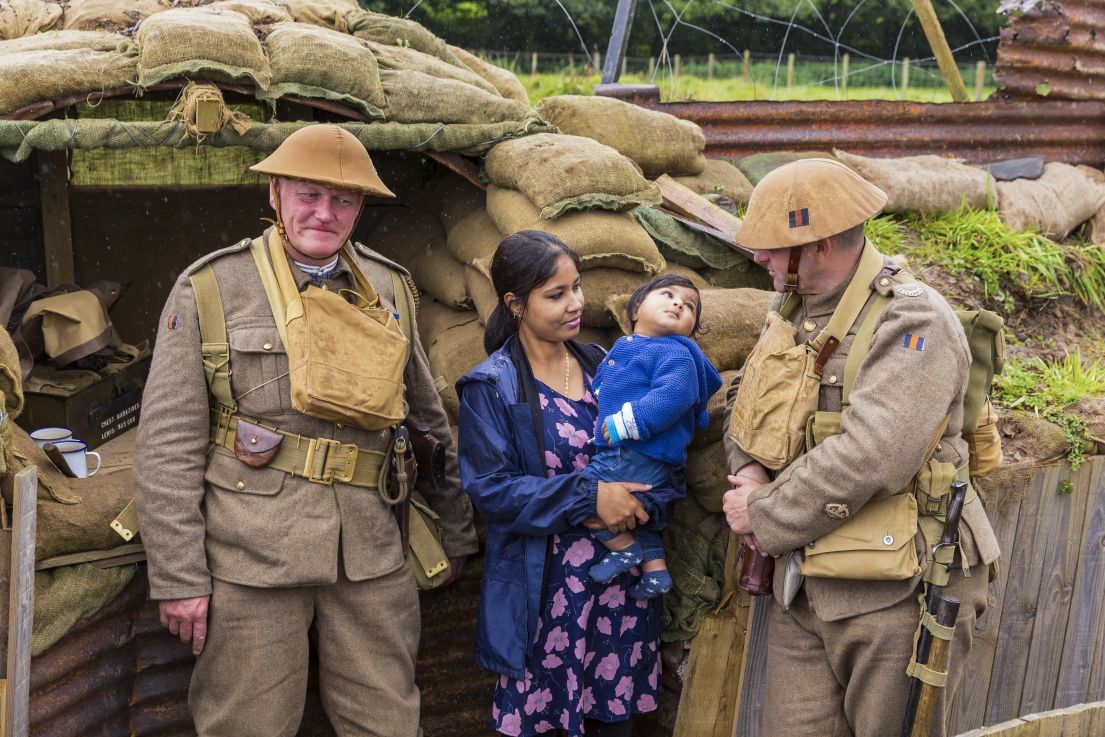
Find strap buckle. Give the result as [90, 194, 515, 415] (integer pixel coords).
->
[303, 437, 359, 485]
[213, 405, 235, 447]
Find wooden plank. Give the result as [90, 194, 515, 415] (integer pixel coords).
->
[984, 465, 1062, 724]
[5, 467, 36, 737]
[1020, 462, 1093, 715]
[656, 174, 743, 237]
[735, 595, 770, 737]
[948, 470, 1029, 734]
[36, 150, 75, 287]
[1054, 459, 1105, 707]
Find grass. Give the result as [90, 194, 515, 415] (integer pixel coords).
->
[993, 353, 1105, 470]
[898, 206, 1105, 313]
[520, 71, 995, 104]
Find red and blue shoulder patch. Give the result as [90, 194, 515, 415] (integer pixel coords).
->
[788, 207, 810, 228]
[166, 314, 179, 330]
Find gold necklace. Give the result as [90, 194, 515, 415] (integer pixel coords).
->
[563, 347, 571, 395]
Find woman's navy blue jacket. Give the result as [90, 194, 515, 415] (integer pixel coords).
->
[456, 336, 685, 680]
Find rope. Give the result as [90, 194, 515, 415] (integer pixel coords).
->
[167, 82, 253, 143]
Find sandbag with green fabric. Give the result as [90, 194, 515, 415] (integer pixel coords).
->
[379, 69, 535, 126]
[0, 46, 138, 116]
[486, 133, 661, 219]
[347, 9, 458, 66]
[136, 7, 271, 89]
[0, 29, 132, 55]
[633, 205, 745, 271]
[673, 158, 754, 202]
[448, 44, 529, 103]
[737, 150, 833, 186]
[367, 40, 498, 96]
[33, 563, 136, 656]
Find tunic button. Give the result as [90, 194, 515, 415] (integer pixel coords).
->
[802, 320, 816, 332]
[828, 375, 838, 384]
[235, 481, 246, 491]
[883, 535, 894, 546]
[263, 342, 273, 351]
[608, 359, 615, 366]
[878, 277, 891, 287]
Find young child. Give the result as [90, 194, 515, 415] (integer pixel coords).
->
[583, 275, 722, 599]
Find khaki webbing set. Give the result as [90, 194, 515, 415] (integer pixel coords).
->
[188, 239, 417, 488]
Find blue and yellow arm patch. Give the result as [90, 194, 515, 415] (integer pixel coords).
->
[902, 333, 925, 351]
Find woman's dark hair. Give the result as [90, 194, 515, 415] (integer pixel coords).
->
[483, 230, 582, 354]
[626, 274, 706, 337]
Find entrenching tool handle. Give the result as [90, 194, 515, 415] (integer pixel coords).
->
[906, 596, 961, 737]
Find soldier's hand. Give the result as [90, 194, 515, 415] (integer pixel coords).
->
[597, 481, 650, 532]
[734, 461, 771, 485]
[445, 556, 467, 585]
[723, 480, 755, 535]
[159, 595, 211, 656]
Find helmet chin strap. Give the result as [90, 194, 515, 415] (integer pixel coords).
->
[267, 177, 364, 263]
[784, 246, 802, 292]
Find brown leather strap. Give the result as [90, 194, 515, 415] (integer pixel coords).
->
[784, 246, 802, 292]
[813, 336, 840, 377]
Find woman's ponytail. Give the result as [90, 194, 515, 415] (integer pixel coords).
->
[483, 302, 517, 355]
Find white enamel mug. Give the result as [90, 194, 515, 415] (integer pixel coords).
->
[31, 426, 74, 448]
[53, 440, 101, 478]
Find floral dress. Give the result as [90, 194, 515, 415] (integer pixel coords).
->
[490, 379, 661, 737]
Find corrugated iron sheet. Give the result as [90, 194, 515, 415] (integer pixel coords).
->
[28, 563, 494, 737]
[994, 0, 1105, 101]
[631, 98, 1105, 166]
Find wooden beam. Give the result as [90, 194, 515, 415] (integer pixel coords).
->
[36, 151, 74, 287]
[910, 0, 970, 102]
[4, 467, 37, 737]
[655, 174, 745, 241]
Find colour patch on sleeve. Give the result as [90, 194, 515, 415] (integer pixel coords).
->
[902, 333, 925, 351]
[166, 314, 179, 330]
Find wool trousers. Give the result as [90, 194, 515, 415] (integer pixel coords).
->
[760, 565, 989, 737]
[189, 564, 421, 737]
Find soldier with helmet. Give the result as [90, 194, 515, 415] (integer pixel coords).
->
[722, 158, 999, 736]
[135, 124, 477, 737]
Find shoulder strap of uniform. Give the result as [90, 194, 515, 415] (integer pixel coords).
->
[389, 268, 419, 362]
[188, 264, 236, 413]
[184, 238, 251, 276]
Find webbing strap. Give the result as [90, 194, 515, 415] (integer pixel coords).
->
[189, 264, 236, 413]
[921, 607, 956, 641]
[905, 595, 952, 688]
[389, 269, 417, 366]
[249, 237, 288, 349]
[906, 660, 949, 688]
[842, 292, 892, 406]
[808, 242, 886, 355]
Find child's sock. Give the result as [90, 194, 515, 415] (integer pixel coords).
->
[589, 542, 644, 583]
[630, 569, 673, 600]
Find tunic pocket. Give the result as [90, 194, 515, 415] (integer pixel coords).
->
[228, 324, 290, 416]
[204, 448, 287, 496]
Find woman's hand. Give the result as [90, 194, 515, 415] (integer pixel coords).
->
[596, 481, 650, 533]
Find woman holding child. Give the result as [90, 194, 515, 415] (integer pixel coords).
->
[457, 230, 721, 737]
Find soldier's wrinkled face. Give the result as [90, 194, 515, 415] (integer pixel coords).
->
[272, 179, 364, 262]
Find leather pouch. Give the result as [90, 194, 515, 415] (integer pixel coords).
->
[233, 418, 283, 468]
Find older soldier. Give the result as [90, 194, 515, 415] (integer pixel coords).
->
[136, 124, 477, 737]
[722, 158, 999, 737]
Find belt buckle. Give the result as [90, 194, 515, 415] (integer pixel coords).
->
[333, 443, 358, 484]
[304, 437, 340, 484]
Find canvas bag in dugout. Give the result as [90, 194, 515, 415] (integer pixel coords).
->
[727, 242, 888, 471]
[257, 229, 408, 431]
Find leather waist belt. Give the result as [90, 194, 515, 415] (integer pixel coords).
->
[211, 411, 384, 488]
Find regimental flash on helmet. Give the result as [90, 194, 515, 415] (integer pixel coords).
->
[788, 207, 810, 228]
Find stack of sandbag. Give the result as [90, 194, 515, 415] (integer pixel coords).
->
[60, 0, 168, 31]
[415, 298, 483, 423]
[0, 0, 61, 39]
[277, 0, 357, 31]
[536, 94, 706, 178]
[135, 7, 272, 88]
[672, 158, 754, 204]
[834, 149, 996, 213]
[996, 162, 1105, 240]
[736, 150, 833, 186]
[369, 208, 470, 310]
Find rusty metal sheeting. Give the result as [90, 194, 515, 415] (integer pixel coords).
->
[28, 562, 493, 737]
[994, 1, 1105, 101]
[637, 99, 1105, 166]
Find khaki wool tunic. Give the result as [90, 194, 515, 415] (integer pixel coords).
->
[136, 232, 478, 600]
[724, 253, 1000, 737]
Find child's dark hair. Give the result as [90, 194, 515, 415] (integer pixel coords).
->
[626, 274, 705, 337]
[483, 230, 582, 355]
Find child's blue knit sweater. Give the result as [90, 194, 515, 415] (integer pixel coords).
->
[593, 334, 723, 465]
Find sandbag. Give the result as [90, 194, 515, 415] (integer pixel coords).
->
[61, 0, 167, 32]
[834, 149, 996, 214]
[33, 563, 136, 656]
[996, 162, 1105, 239]
[663, 496, 730, 641]
[448, 44, 529, 103]
[0, 29, 131, 55]
[673, 158, 754, 203]
[416, 297, 480, 350]
[430, 172, 486, 234]
[136, 7, 271, 89]
[699, 262, 773, 291]
[736, 150, 833, 186]
[1, 317, 24, 419]
[465, 262, 497, 324]
[277, 0, 356, 31]
[369, 211, 470, 309]
[486, 185, 665, 275]
[262, 22, 386, 118]
[0, 47, 138, 115]
[685, 440, 730, 514]
[1088, 206, 1105, 247]
[380, 69, 535, 126]
[0, 0, 61, 39]
[536, 95, 705, 178]
[633, 205, 744, 271]
[209, 0, 290, 25]
[447, 209, 501, 264]
[427, 317, 487, 422]
[486, 133, 661, 219]
[607, 288, 772, 372]
[691, 369, 737, 449]
[347, 9, 458, 66]
[367, 40, 498, 97]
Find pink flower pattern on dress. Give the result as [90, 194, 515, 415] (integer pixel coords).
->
[554, 396, 578, 417]
[490, 379, 658, 737]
